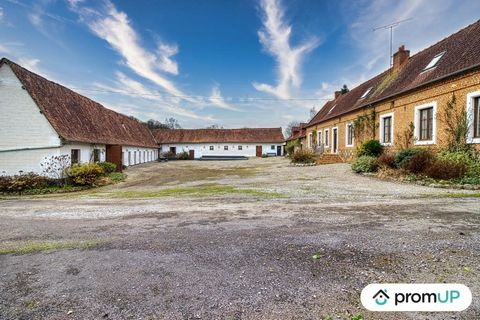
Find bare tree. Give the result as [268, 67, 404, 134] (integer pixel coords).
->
[284, 121, 300, 138]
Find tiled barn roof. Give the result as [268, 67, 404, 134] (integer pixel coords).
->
[1, 58, 158, 148]
[153, 128, 285, 144]
[309, 19, 480, 126]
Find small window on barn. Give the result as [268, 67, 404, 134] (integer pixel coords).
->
[209, 146, 214, 151]
[224, 146, 228, 150]
[271, 145, 275, 150]
[238, 146, 243, 150]
[423, 52, 445, 71]
[93, 149, 100, 162]
[360, 87, 373, 99]
[71, 149, 80, 164]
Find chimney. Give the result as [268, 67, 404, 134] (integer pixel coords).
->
[334, 91, 341, 99]
[393, 45, 410, 70]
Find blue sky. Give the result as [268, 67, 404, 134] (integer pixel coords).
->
[1, 0, 480, 129]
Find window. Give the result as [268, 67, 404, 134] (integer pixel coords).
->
[346, 123, 354, 147]
[466, 92, 480, 143]
[270, 145, 275, 150]
[380, 113, 394, 145]
[474, 97, 480, 138]
[317, 131, 322, 146]
[308, 133, 313, 148]
[419, 108, 433, 141]
[327, 105, 336, 114]
[324, 129, 329, 146]
[224, 146, 228, 150]
[423, 52, 445, 71]
[238, 146, 243, 150]
[128, 151, 131, 165]
[360, 87, 373, 99]
[93, 149, 100, 162]
[71, 149, 80, 164]
[209, 146, 214, 151]
[414, 102, 437, 145]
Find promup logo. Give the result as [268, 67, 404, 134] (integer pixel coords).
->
[373, 289, 389, 306]
[361, 284, 472, 312]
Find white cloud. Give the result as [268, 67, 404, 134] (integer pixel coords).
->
[253, 0, 319, 99]
[208, 85, 240, 111]
[92, 72, 214, 121]
[68, 0, 185, 98]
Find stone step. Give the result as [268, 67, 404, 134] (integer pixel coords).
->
[316, 154, 343, 165]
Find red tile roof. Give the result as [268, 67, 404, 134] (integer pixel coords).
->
[1, 58, 158, 148]
[309, 20, 480, 126]
[286, 123, 307, 141]
[153, 128, 285, 144]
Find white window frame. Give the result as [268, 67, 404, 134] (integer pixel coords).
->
[317, 131, 322, 146]
[324, 129, 329, 147]
[379, 112, 394, 146]
[345, 122, 354, 147]
[466, 91, 480, 144]
[308, 132, 313, 148]
[414, 101, 437, 145]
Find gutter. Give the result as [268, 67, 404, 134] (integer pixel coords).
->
[0, 145, 62, 153]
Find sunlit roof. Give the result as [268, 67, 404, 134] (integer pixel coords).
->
[424, 52, 445, 71]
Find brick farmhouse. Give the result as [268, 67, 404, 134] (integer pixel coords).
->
[292, 20, 480, 161]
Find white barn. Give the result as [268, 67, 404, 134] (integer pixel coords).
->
[153, 128, 285, 159]
[0, 58, 158, 175]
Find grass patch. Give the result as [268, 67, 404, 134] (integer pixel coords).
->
[442, 193, 480, 198]
[108, 172, 126, 183]
[0, 239, 104, 255]
[107, 184, 285, 199]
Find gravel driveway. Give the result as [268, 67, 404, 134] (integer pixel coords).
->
[0, 158, 478, 319]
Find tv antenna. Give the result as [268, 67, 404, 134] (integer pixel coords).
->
[374, 18, 412, 67]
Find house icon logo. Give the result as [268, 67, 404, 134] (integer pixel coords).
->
[373, 289, 390, 306]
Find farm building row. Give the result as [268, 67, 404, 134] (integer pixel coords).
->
[0, 58, 284, 176]
[288, 20, 480, 160]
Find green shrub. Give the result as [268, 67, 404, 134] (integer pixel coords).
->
[0, 172, 50, 194]
[291, 149, 316, 164]
[424, 159, 468, 180]
[377, 152, 396, 168]
[352, 156, 378, 173]
[285, 140, 299, 156]
[68, 163, 103, 186]
[395, 148, 425, 168]
[177, 151, 190, 160]
[357, 140, 384, 157]
[98, 161, 117, 174]
[438, 150, 480, 179]
[403, 149, 435, 174]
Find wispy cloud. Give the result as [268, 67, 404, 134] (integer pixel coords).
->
[253, 0, 319, 99]
[208, 85, 240, 111]
[92, 72, 214, 121]
[68, 0, 186, 99]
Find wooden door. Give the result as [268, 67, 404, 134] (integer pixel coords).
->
[189, 149, 195, 160]
[276, 146, 281, 156]
[106, 145, 122, 172]
[256, 146, 262, 157]
[332, 129, 338, 154]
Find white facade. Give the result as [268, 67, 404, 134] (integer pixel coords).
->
[122, 146, 158, 167]
[159, 142, 284, 159]
[0, 63, 157, 176]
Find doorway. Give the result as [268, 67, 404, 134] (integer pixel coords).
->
[276, 146, 282, 156]
[256, 146, 262, 157]
[332, 128, 338, 154]
[189, 150, 195, 160]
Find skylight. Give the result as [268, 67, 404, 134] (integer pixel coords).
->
[360, 87, 373, 99]
[327, 105, 336, 114]
[424, 52, 445, 71]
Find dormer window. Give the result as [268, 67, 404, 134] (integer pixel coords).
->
[423, 52, 445, 71]
[360, 87, 373, 99]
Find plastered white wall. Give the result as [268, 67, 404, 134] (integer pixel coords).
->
[158, 143, 284, 158]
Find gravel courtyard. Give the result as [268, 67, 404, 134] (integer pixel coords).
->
[0, 158, 479, 320]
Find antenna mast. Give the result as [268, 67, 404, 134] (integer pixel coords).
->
[373, 18, 412, 67]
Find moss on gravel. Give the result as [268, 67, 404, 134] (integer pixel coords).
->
[106, 184, 285, 199]
[0, 239, 104, 255]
